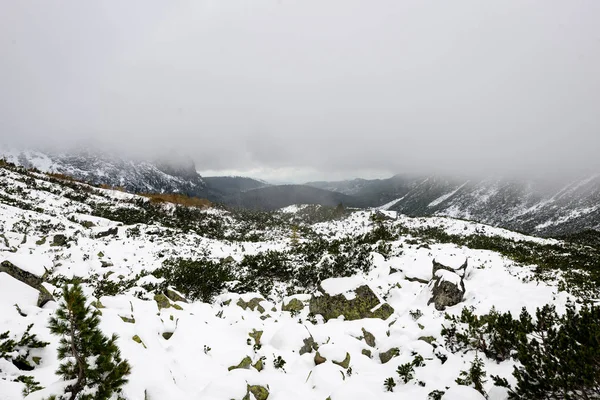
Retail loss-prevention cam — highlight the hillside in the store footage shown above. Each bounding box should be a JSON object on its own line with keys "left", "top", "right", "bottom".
{"left": 308, "top": 175, "right": 600, "bottom": 236}
{"left": 224, "top": 184, "right": 361, "bottom": 211}
{"left": 1, "top": 160, "right": 599, "bottom": 399}
{"left": 0, "top": 148, "right": 219, "bottom": 201}
{"left": 203, "top": 176, "right": 270, "bottom": 195}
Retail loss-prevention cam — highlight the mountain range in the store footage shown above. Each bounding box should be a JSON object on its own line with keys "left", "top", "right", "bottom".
{"left": 1, "top": 147, "right": 598, "bottom": 236}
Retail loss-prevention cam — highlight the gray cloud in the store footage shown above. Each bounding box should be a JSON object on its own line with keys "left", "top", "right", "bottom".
{"left": 1, "top": 0, "right": 599, "bottom": 182}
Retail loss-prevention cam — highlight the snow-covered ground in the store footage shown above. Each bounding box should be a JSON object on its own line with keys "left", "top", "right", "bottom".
{"left": 0, "top": 164, "right": 574, "bottom": 400}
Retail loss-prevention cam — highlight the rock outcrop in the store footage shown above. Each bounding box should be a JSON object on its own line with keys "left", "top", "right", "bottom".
{"left": 427, "top": 258, "right": 466, "bottom": 311}
{"left": 0, "top": 260, "right": 54, "bottom": 307}
{"left": 309, "top": 282, "right": 394, "bottom": 322}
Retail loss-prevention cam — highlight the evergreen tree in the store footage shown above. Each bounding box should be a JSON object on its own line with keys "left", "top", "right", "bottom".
{"left": 456, "top": 354, "right": 487, "bottom": 398}
{"left": 510, "top": 303, "right": 600, "bottom": 400}
{"left": 48, "top": 283, "right": 131, "bottom": 400}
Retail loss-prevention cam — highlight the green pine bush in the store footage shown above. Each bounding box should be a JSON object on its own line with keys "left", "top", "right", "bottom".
{"left": 48, "top": 283, "right": 131, "bottom": 400}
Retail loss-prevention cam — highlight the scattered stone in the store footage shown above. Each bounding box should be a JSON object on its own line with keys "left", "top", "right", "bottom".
{"left": 51, "top": 234, "right": 67, "bottom": 247}
{"left": 132, "top": 335, "right": 146, "bottom": 348}
{"left": 228, "top": 356, "right": 252, "bottom": 371}
{"left": 361, "top": 328, "right": 376, "bottom": 347}
{"left": 249, "top": 329, "right": 263, "bottom": 346}
{"left": 165, "top": 288, "right": 187, "bottom": 303}
{"left": 405, "top": 276, "right": 429, "bottom": 284}
{"left": 332, "top": 352, "right": 351, "bottom": 369}
{"left": 237, "top": 298, "right": 266, "bottom": 313}
{"left": 243, "top": 384, "right": 269, "bottom": 400}
{"left": 432, "top": 257, "right": 467, "bottom": 277}
{"left": 96, "top": 227, "right": 118, "bottom": 238}
{"left": 428, "top": 270, "right": 465, "bottom": 311}
{"left": 0, "top": 260, "right": 54, "bottom": 307}
{"left": 282, "top": 298, "right": 304, "bottom": 312}
{"left": 314, "top": 352, "right": 327, "bottom": 365}
{"left": 419, "top": 336, "right": 436, "bottom": 345}
{"left": 81, "top": 220, "right": 95, "bottom": 228}
{"left": 309, "top": 285, "right": 394, "bottom": 322}
{"left": 361, "top": 349, "right": 372, "bottom": 358}
{"left": 35, "top": 236, "right": 47, "bottom": 245}
{"left": 299, "top": 336, "right": 318, "bottom": 355}
{"left": 252, "top": 358, "right": 264, "bottom": 372}
{"left": 120, "top": 316, "right": 135, "bottom": 324}
{"left": 379, "top": 347, "right": 400, "bottom": 364}
{"left": 154, "top": 293, "right": 171, "bottom": 310}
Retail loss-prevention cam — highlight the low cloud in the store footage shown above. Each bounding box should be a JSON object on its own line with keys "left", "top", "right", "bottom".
{"left": 1, "top": 0, "right": 599, "bottom": 182}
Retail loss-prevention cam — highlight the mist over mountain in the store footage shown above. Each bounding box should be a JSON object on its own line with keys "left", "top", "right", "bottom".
{"left": 1, "top": 146, "right": 598, "bottom": 237}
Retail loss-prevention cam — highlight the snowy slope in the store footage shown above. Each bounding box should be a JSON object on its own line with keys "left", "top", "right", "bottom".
{"left": 0, "top": 162, "right": 581, "bottom": 400}
{"left": 0, "top": 147, "right": 215, "bottom": 200}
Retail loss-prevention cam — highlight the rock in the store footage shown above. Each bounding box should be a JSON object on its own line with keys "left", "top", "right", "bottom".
{"left": 282, "top": 298, "right": 304, "bottom": 312}
{"left": 237, "top": 298, "right": 266, "bottom": 313}
{"left": 361, "top": 349, "right": 372, "bottom": 358}
{"left": 81, "top": 220, "right": 95, "bottom": 228}
{"left": 154, "top": 293, "right": 171, "bottom": 310}
{"left": 419, "top": 336, "right": 436, "bottom": 345}
{"left": 248, "top": 329, "right": 263, "bottom": 346}
{"left": 432, "top": 257, "right": 467, "bottom": 278}
{"left": 162, "top": 332, "right": 173, "bottom": 340}
{"left": 252, "top": 358, "right": 264, "bottom": 372}
{"left": 243, "top": 384, "right": 269, "bottom": 400}
{"left": 96, "top": 227, "right": 118, "bottom": 238}
{"left": 309, "top": 285, "right": 394, "bottom": 322}
{"left": 120, "top": 315, "right": 135, "bottom": 324}
{"left": 0, "top": 260, "right": 54, "bottom": 307}
{"left": 299, "top": 336, "right": 318, "bottom": 355}
{"left": 361, "top": 328, "right": 376, "bottom": 347}
{"left": 405, "top": 276, "right": 429, "bottom": 284}
{"left": 51, "top": 234, "right": 67, "bottom": 247}
{"left": 165, "top": 288, "right": 187, "bottom": 303}
{"left": 379, "top": 347, "right": 400, "bottom": 364}
{"left": 314, "top": 352, "right": 327, "bottom": 365}
{"left": 100, "top": 260, "right": 113, "bottom": 268}
{"left": 332, "top": 352, "right": 351, "bottom": 369}
{"left": 428, "top": 270, "right": 465, "bottom": 311}
{"left": 132, "top": 335, "right": 146, "bottom": 348}
{"left": 228, "top": 356, "right": 252, "bottom": 371}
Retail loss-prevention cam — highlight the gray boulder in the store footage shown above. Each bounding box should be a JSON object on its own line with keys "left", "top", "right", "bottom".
{"left": 0, "top": 260, "right": 54, "bottom": 307}
{"left": 427, "top": 269, "right": 465, "bottom": 311}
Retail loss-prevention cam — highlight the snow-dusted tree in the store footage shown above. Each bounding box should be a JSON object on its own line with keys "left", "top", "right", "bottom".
{"left": 48, "top": 283, "right": 131, "bottom": 400}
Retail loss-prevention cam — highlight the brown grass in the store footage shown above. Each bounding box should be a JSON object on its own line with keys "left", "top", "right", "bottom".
{"left": 46, "top": 172, "right": 80, "bottom": 182}
{"left": 141, "top": 193, "right": 211, "bottom": 208}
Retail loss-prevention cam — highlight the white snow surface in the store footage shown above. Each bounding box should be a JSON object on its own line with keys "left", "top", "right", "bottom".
{"left": 0, "top": 165, "right": 576, "bottom": 400}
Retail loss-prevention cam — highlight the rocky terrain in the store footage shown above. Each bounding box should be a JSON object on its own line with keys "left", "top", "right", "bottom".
{"left": 1, "top": 159, "right": 598, "bottom": 399}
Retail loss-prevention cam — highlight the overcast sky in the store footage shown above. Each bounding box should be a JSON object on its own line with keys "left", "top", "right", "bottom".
{"left": 1, "top": 0, "right": 599, "bottom": 182}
